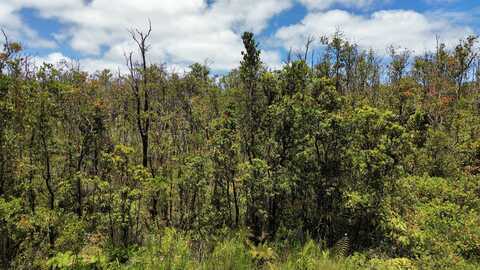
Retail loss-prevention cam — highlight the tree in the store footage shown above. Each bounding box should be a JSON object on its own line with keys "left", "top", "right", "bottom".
{"left": 126, "top": 20, "right": 153, "bottom": 169}
{"left": 239, "top": 32, "right": 263, "bottom": 162}
{"left": 388, "top": 46, "right": 410, "bottom": 84}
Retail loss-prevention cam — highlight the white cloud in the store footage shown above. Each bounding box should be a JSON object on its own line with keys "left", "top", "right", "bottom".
{"left": 209, "top": 0, "right": 292, "bottom": 33}
{"left": 0, "top": 1, "right": 56, "bottom": 49}
{"left": 1, "top": 0, "right": 293, "bottom": 72}
{"left": 32, "top": 51, "right": 127, "bottom": 74}
{"left": 0, "top": 2, "right": 22, "bottom": 30}
{"left": 262, "top": 50, "right": 283, "bottom": 70}
{"left": 2, "top": 1, "right": 478, "bottom": 73}
{"left": 275, "top": 9, "right": 474, "bottom": 55}
{"left": 32, "top": 52, "right": 72, "bottom": 68}
{"left": 298, "top": 0, "right": 384, "bottom": 10}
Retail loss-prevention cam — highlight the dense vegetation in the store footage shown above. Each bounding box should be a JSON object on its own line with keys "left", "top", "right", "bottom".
{"left": 0, "top": 26, "right": 480, "bottom": 269}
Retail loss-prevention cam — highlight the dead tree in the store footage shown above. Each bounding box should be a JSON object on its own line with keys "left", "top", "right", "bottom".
{"left": 126, "top": 20, "right": 152, "bottom": 168}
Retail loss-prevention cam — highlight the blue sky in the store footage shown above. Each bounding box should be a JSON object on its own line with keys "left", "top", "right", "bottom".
{"left": 1, "top": 0, "right": 479, "bottom": 73}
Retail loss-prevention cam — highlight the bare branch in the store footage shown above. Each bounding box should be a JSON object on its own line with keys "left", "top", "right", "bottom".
{"left": 129, "top": 19, "right": 152, "bottom": 54}
{"left": 1, "top": 28, "right": 9, "bottom": 49}
{"left": 304, "top": 35, "right": 315, "bottom": 62}
{"left": 283, "top": 47, "right": 293, "bottom": 65}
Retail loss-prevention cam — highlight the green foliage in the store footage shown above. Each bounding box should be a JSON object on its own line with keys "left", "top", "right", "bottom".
{"left": 1, "top": 29, "right": 480, "bottom": 270}
{"left": 383, "top": 175, "right": 480, "bottom": 266}
{"left": 126, "top": 228, "right": 193, "bottom": 270}
{"left": 47, "top": 249, "right": 108, "bottom": 270}
{"left": 280, "top": 240, "right": 331, "bottom": 270}
{"left": 201, "top": 232, "right": 255, "bottom": 270}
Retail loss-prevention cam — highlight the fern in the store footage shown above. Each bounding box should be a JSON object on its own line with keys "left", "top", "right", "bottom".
{"left": 331, "top": 234, "right": 349, "bottom": 259}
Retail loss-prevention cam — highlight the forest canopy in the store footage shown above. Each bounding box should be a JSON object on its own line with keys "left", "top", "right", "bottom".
{"left": 0, "top": 25, "right": 479, "bottom": 269}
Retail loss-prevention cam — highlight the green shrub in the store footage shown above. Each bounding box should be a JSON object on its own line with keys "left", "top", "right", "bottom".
{"left": 382, "top": 176, "right": 480, "bottom": 263}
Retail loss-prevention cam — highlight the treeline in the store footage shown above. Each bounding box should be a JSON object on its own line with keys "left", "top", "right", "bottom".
{"left": 0, "top": 26, "right": 480, "bottom": 269}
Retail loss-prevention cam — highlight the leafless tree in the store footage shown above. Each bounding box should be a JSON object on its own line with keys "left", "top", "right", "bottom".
{"left": 126, "top": 20, "right": 152, "bottom": 168}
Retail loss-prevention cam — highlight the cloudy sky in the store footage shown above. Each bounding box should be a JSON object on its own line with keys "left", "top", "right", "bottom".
{"left": 1, "top": 0, "right": 479, "bottom": 73}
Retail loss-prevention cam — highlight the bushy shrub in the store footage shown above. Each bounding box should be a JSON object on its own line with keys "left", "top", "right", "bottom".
{"left": 382, "top": 175, "right": 480, "bottom": 266}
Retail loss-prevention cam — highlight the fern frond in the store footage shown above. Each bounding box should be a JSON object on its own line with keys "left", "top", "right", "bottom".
{"left": 331, "top": 234, "right": 349, "bottom": 259}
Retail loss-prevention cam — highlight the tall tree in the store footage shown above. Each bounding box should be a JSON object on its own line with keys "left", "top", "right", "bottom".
{"left": 126, "top": 21, "right": 153, "bottom": 168}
